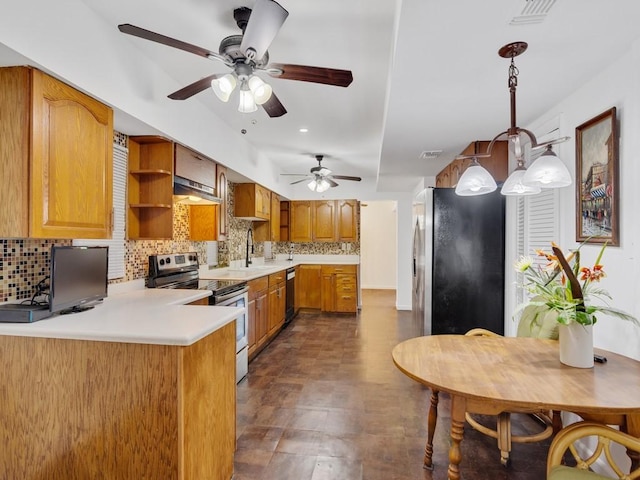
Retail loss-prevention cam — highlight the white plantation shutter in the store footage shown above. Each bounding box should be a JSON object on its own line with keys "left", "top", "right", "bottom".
{"left": 74, "top": 144, "right": 127, "bottom": 280}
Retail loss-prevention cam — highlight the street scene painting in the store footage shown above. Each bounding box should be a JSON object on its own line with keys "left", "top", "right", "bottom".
{"left": 575, "top": 107, "right": 619, "bottom": 246}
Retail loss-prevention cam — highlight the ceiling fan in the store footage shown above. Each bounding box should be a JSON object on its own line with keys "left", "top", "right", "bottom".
{"left": 118, "top": 0, "right": 353, "bottom": 118}
{"left": 282, "top": 155, "right": 362, "bottom": 192}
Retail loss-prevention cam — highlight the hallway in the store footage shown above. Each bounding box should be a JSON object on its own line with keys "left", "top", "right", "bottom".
{"left": 233, "top": 290, "right": 550, "bottom": 479}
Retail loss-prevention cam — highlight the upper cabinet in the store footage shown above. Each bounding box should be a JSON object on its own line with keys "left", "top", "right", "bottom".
{"left": 289, "top": 200, "right": 359, "bottom": 243}
{"left": 436, "top": 140, "right": 508, "bottom": 188}
{"left": 127, "top": 136, "right": 219, "bottom": 240}
{"left": 0, "top": 66, "right": 113, "bottom": 239}
{"left": 127, "top": 136, "right": 174, "bottom": 240}
{"left": 217, "top": 165, "right": 229, "bottom": 241}
{"left": 234, "top": 183, "right": 271, "bottom": 221}
{"left": 254, "top": 192, "right": 280, "bottom": 242}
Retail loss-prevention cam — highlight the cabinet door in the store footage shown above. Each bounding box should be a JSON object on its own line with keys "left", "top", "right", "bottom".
{"left": 270, "top": 193, "right": 280, "bottom": 241}
{"left": 337, "top": 200, "right": 358, "bottom": 242}
{"left": 289, "top": 201, "right": 312, "bottom": 242}
{"left": 268, "top": 284, "right": 280, "bottom": 333}
{"left": 190, "top": 205, "right": 217, "bottom": 240}
{"left": 255, "top": 289, "right": 268, "bottom": 347}
{"left": 313, "top": 200, "right": 337, "bottom": 242}
{"left": 321, "top": 272, "right": 335, "bottom": 312}
{"left": 247, "top": 298, "right": 256, "bottom": 352}
{"left": 31, "top": 69, "right": 113, "bottom": 238}
{"left": 296, "top": 265, "right": 321, "bottom": 308}
{"left": 217, "top": 166, "right": 228, "bottom": 240}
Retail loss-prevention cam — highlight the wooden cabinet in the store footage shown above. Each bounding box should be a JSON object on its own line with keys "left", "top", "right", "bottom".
{"left": 436, "top": 140, "right": 508, "bottom": 188}
{"left": 313, "top": 200, "right": 337, "bottom": 242}
{"left": 0, "top": 66, "right": 113, "bottom": 239}
{"left": 234, "top": 183, "right": 271, "bottom": 220}
{"left": 247, "top": 276, "right": 269, "bottom": 360}
{"left": 279, "top": 201, "right": 290, "bottom": 241}
{"left": 217, "top": 165, "right": 229, "bottom": 241}
{"left": 268, "top": 271, "right": 286, "bottom": 335}
{"left": 190, "top": 205, "right": 217, "bottom": 241}
{"left": 0, "top": 323, "right": 236, "bottom": 480}
{"left": 254, "top": 192, "right": 280, "bottom": 242}
{"left": 289, "top": 200, "right": 359, "bottom": 243}
{"left": 296, "top": 265, "right": 322, "bottom": 309}
{"left": 127, "top": 136, "right": 174, "bottom": 239}
{"left": 321, "top": 265, "right": 358, "bottom": 313}
{"left": 289, "top": 201, "right": 313, "bottom": 242}
{"left": 128, "top": 136, "right": 220, "bottom": 240}
{"left": 337, "top": 200, "right": 358, "bottom": 242}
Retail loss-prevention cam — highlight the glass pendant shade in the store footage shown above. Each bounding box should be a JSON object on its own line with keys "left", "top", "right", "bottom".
{"left": 211, "top": 74, "right": 237, "bottom": 102}
{"left": 501, "top": 168, "right": 541, "bottom": 196}
{"left": 522, "top": 148, "right": 572, "bottom": 188}
{"left": 248, "top": 76, "right": 273, "bottom": 105}
{"left": 455, "top": 164, "right": 497, "bottom": 196}
{"left": 238, "top": 84, "right": 257, "bottom": 113}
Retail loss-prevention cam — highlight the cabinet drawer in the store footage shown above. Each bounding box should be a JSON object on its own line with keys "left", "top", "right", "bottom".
{"left": 248, "top": 277, "right": 269, "bottom": 299}
{"left": 337, "top": 283, "right": 356, "bottom": 294}
{"left": 321, "top": 264, "right": 357, "bottom": 275}
{"left": 269, "top": 271, "right": 286, "bottom": 285}
{"left": 336, "top": 295, "right": 357, "bottom": 313}
{"left": 336, "top": 274, "right": 356, "bottom": 286}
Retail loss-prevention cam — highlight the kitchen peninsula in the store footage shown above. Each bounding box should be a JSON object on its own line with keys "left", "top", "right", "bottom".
{"left": 0, "top": 289, "right": 243, "bottom": 480}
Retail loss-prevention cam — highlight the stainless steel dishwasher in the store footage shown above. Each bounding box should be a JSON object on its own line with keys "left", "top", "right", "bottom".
{"left": 285, "top": 267, "right": 295, "bottom": 325}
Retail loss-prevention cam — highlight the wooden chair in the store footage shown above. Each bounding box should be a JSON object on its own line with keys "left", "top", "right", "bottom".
{"left": 464, "top": 301, "right": 562, "bottom": 466}
{"left": 547, "top": 421, "right": 640, "bottom": 479}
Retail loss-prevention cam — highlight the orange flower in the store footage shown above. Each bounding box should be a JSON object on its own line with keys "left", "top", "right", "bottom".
{"left": 580, "top": 264, "right": 607, "bottom": 282}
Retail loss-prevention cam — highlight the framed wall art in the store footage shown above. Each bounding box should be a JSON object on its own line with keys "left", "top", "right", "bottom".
{"left": 575, "top": 106, "right": 619, "bottom": 246}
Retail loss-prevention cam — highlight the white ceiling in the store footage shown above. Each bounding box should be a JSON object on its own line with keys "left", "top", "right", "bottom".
{"left": 2, "top": 0, "right": 640, "bottom": 195}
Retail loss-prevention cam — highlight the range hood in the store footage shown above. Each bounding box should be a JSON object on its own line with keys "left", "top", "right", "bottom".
{"left": 174, "top": 176, "right": 221, "bottom": 205}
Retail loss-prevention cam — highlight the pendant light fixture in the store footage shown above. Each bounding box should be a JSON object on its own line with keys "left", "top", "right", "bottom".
{"left": 455, "top": 42, "right": 572, "bottom": 197}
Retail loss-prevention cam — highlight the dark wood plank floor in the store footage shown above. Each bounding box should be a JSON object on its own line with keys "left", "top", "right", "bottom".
{"left": 234, "top": 289, "right": 551, "bottom": 479}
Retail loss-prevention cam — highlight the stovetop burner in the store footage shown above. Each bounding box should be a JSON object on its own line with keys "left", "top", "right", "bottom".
{"left": 147, "top": 252, "right": 247, "bottom": 297}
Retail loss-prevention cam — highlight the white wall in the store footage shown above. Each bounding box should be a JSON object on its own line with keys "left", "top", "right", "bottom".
{"left": 522, "top": 40, "right": 640, "bottom": 361}
{"left": 360, "top": 201, "right": 397, "bottom": 290}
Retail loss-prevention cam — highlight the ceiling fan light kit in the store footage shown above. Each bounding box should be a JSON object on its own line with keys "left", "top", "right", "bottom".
{"left": 455, "top": 41, "right": 572, "bottom": 197}
{"left": 118, "top": 0, "right": 353, "bottom": 118}
{"left": 281, "top": 155, "right": 362, "bottom": 191}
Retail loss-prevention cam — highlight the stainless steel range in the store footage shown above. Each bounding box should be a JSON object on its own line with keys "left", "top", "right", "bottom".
{"left": 147, "top": 252, "right": 249, "bottom": 383}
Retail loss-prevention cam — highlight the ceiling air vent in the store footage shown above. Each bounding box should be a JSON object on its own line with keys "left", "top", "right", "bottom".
{"left": 510, "top": 0, "right": 556, "bottom": 25}
{"left": 419, "top": 150, "right": 443, "bottom": 160}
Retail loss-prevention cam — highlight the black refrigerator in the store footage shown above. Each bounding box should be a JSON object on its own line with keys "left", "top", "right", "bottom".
{"left": 430, "top": 188, "right": 505, "bottom": 335}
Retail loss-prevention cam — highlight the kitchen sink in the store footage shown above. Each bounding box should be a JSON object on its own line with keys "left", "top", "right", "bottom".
{"left": 227, "top": 265, "right": 276, "bottom": 272}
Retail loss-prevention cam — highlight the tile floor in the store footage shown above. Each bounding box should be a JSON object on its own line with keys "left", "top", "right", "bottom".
{"left": 234, "top": 290, "right": 551, "bottom": 479}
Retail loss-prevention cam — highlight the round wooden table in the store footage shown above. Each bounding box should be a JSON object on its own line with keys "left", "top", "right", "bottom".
{"left": 392, "top": 335, "right": 640, "bottom": 480}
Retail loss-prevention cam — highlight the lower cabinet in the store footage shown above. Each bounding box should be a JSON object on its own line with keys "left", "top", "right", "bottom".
{"left": 321, "top": 265, "right": 358, "bottom": 313}
{"left": 268, "top": 271, "right": 286, "bottom": 336}
{"left": 296, "top": 265, "right": 322, "bottom": 309}
{"left": 248, "top": 277, "right": 269, "bottom": 360}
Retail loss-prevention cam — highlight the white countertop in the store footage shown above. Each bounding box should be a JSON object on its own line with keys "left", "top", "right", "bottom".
{"left": 0, "top": 289, "right": 243, "bottom": 346}
{"left": 200, "top": 254, "right": 360, "bottom": 281}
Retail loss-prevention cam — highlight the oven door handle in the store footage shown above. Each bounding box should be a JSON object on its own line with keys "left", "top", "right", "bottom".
{"left": 215, "top": 287, "right": 249, "bottom": 305}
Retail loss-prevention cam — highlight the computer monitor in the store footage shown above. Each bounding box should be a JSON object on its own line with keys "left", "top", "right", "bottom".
{"left": 49, "top": 246, "right": 109, "bottom": 315}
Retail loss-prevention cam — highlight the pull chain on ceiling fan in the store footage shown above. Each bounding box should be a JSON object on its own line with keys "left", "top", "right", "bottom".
{"left": 118, "top": 0, "right": 353, "bottom": 117}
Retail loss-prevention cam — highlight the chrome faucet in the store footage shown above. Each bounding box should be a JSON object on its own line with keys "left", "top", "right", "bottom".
{"left": 245, "top": 227, "right": 254, "bottom": 268}
{"left": 287, "top": 243, "right": 294, "bottom": 261}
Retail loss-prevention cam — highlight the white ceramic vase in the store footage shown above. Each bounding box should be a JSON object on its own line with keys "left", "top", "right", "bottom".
{"left": 558, "top": 322, "right": 594, "bottom": 368}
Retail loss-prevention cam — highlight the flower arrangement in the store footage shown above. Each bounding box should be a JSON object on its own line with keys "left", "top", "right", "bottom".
{"left": 514, "top": 242, "right": 638, "bottom": 327}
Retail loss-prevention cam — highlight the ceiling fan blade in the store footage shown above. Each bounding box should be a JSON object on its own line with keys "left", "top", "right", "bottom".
{"left": 280, "top": 173, "right": 309, "bottom": 176}
{"left": 327, "top": 178, "right": 339, "bottom": 188}
{"left": 290, "top": 178, "right": 310, "bottom": 185}
{"left": 331, "top": 175, "right": 362, "bottom": 182}
{"left": 118, "top": 24, "right": 230, "bottom": 64}
{"left": 261, "top": 90, "right": 287, "bottom": 117}
{"left": 240, "top": 0, "right": 289, "bottom": 61}
{"left": 168, "top": 74, "right": 221, "bottom": 100}
{"left": 266, "top": 63, "right": 353, "bottom": 87}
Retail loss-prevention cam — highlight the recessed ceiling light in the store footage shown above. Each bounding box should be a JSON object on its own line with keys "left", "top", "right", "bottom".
{"left": 299, "top": 127, "right": 309, "bottom": 133}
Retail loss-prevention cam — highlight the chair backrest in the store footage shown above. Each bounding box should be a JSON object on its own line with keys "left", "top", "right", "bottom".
{"left": 517, "top": 296, "right": 559, "bottom": 340}
{"left": 547, "top": 421, "right": 640, "bottom": 479}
